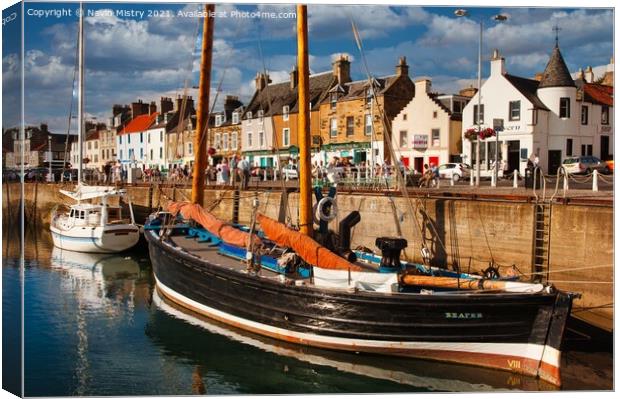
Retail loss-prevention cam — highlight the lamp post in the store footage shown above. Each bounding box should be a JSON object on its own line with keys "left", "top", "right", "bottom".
{"left": 455, "top": 9, "right": 507, "bottom": 186}
{"left": 48, "top": 136, "right": 53, "bottom": 182}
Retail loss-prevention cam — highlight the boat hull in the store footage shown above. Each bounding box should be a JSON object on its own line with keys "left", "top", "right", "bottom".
{"left": 146, "top": 229, "right": 572, "bottom": 386}
{"left": 51, "top": 224, "right": 140, "bottom": 253}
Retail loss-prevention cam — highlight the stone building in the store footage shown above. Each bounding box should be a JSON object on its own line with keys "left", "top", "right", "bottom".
{"left": 165, "top": 95, "right": 196, "bottom": 170}
{"left": 209, "top": 95, "right": 244, "bottom": 164}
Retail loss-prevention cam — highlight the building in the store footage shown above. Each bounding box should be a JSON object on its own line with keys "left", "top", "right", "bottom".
{"left": 82, "top": 122, "right": 107, "bottom": 171}
{"left": 117, "top": 100, "right": 158, "bottom": 170}
{"left": 461, "top": 46, "right": 614, "bottom": 175}
{"left": 142, "top": 97, "right": 174, "bottom": 171}
{"left": 391, "top": 79, "right": 466, "bottom": 172}
{"left": 165, "top": 95, "right": 196, "bottom": 170}
{"left": 209, "top": 95, "right": 244, "bottom": 164}
{"left": 317, "top": 55, "right": 414, "bottom": 165}
{"left": 99, "top": 127, "right": 117, "bottom": 166}
{"left": 4, "top": 124, "right": 75, "bottom": 169}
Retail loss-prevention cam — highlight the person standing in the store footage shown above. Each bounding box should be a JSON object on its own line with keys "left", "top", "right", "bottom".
{"left": 237, "top": 157, "right": 250, "bottom": 190}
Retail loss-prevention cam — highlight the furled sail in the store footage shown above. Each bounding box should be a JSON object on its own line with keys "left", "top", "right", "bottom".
{"left": 257, "top": 214, "right": 362, "bottom": 271}
{"left": 168, "top": 202, "right": 261, "bottom": 248}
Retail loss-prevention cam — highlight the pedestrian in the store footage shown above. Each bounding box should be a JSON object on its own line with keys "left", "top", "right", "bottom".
{"left": 237, "top": 157, "right": 250, "bottom": 189}
{"left": 419, "top": 163, "right": 431, "bottom": 187}
{"left": 219, "top": 159, "right": 230, "bottom": 185}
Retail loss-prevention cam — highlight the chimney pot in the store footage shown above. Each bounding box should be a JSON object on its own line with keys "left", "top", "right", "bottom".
{"left": 332, "top": 54, "right": 351, "bottom": 85}
{"left": 396, "top": 56, "right": 409, "bottom": 76}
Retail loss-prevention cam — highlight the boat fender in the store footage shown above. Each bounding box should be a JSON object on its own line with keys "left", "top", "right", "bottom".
{"left": 316, "top": 196, "right": 338, "bottom": 222}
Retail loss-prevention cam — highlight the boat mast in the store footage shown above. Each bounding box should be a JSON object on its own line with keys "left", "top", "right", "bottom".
{"left": 191, "top": 4, "right": 215, "bottom": 205}
{"left": 77, "top": 2, "right": 84, "bottom": 184}
{"left": 296, "top": 5, "right": 313, "bottom": 237}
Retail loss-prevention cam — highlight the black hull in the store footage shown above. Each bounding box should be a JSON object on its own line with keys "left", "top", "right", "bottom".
{"left": 146, "top": 229, "right": 572, "bottom": 386}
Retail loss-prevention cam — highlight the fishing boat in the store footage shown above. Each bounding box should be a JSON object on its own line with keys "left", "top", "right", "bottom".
{"left": 50, "top": 3, "right": 139, "bottom": 253}
{"left": 146, "top": 4, "right": 577, "bottom": 387}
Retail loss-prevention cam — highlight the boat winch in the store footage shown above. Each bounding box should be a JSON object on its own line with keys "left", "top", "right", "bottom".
{"left": 375, "top": 237, "right": 407, "bottom": 273}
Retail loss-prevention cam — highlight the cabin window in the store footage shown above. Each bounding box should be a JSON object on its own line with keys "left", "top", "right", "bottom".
{"left": 601, "top": 106, "right": 609, "bottom": 125}
{"left": 581, "top": 106, "right": 589, "bottom": 125}
{"left": 365, "top": 114, "right": 372, "bottom": 136}
{"left": 559, "top": 97, "right": 570, "bottom": 118}
{"left": 346, "top": 116, "right": 354, "bottom": 136}
{"left": 330, "top": 118, "right": 338, "bottom": 137}
{"left": 509, "top": 100, "right": 521, "bottom": 121}
{"left": 283, "top": 105, "right": 290, "bottom": 121}
{"left": 282, "top": 128, "right": 290, "bottom": 146}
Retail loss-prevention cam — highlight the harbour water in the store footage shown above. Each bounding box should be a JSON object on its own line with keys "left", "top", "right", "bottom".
{"left": 2, "top": 224, "right": 613, "bottom": 395}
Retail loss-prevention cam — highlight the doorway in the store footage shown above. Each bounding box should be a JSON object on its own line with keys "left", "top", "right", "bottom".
{"left": 414, "top": 157, "right": 424, "bottom": 173}
{"left": 548, "top": 150, "right": 562, "bottom": 175}
{"left": 600, "top": 135, "right": 610, "bottom": 160}
{"left": 507, "top": 140, "right": 520, "bottom": 173}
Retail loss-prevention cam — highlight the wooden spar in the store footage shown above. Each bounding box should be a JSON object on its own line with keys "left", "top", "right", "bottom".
{"left": 191, "top": 4, "right": 215, "bottom": 205}
{"left": 296, "top": 5, "right": 313, "bottom": 237}
{"left": 400, "top": 274, "right": 521, "bottom": 291}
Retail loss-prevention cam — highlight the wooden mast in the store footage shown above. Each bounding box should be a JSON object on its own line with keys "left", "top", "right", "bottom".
{"left": 191, "top": 4, "right": 215, "bottom": 205}
{"left": 296, "top": 5, "right": 313, "bottom": 237}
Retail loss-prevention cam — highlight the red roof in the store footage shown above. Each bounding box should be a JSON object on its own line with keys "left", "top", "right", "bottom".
{"left": 119, "top": 112, "right": 158, "bottom": 135}
{"left": 583, "top": 83, "right": 613, "bottom": 107}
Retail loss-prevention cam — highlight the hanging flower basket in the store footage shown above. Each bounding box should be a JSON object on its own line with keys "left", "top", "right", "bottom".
{"left": 465, "top": 127, "right": 496, "bottom": 141}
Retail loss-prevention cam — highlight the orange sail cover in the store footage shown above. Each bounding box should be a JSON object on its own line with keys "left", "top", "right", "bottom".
{"left": 168, "top": 202, "right": 262, "bottom": 248}
{"left": 257, "top": 214, "right": 362, "bottom": 271}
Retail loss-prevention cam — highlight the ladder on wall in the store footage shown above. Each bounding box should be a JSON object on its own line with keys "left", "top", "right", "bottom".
{"left": 532, "top": 201, "right": 552, "bottom": 282}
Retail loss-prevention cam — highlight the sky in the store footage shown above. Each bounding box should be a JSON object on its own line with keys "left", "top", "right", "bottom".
{"left": 1, "top": 1, "right": 615, "bottom": 134}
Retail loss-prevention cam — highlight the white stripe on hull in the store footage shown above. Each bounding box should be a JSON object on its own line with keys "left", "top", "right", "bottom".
{"left": 51, "top": 226, "right": 139, "bottom": 253}
{"left": 154, "top": 275, "right": 561, "bottom": 372}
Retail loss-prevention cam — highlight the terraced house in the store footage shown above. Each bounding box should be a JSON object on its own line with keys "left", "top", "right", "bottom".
{"left": 317, "top": 55, "right": 414, "bottom": 165}
{"left": 209, "top": 95, "right": 244, "bottom": 164}
{"left": 165, "top": 95, "right": 196, "bottom": 170}
{"left": 117, "top": 100, "right": 158, "bottom": 170}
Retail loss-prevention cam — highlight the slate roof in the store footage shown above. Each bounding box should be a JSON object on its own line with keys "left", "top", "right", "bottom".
{"left": 328, "top": 75, "right": 400, "bottom": 103}
{"left": 119, "top": 113, "right": 158, "bottom": 135}
{"left": 538, "top": 45, "right": 576, "bottom": 89}
{"left": 244, "top": 71, "right": 335, "bottom": 117}
{"left": 504, "top": 74, "right": 551, "bottom": 111}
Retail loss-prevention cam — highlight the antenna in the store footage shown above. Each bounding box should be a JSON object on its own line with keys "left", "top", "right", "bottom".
{"left": 553, "top": 24, "right": 561, "bottom": 47}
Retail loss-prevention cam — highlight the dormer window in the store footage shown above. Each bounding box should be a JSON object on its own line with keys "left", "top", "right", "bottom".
{"left": 330, "top": 93, "right": 338, "bottom": 110}
{"left": 365, "top": 89, "right": 373, "bottom": 108}
{"left": 246, "top": 111, "right": 252, "bottom": 122}
{"left": 283, "top": 105, "right": 290, "bottom": 121}
{"left": 215, "top": 114, "right": 223, "bottom": 127}
{"left": 232, "top": 112, "right": 239, "bottom": 124}
{"left": 257, "top": 110, "right": 264, "bottom": 119}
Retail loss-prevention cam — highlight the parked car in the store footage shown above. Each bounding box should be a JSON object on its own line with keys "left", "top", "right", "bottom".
{"left": 561, "top": 156, "right": 607, "bottom": 174}
{"left": 605, "top": 159, "right": 614, "bottom": 174}
{"left": 282, "top": 164, "right": 299, "bottom": 180}
{"left": 437, "top": 163, "right": 471, "bottom": 182}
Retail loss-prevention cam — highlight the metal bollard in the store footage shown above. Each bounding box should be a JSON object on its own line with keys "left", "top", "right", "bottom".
{"left": 563, "top": 173, "right": 569, "bottom": 191}
{"left": 491, "top": 173, "right": 496, "bottom": 187}
{"left": 592, "top": 170, "right": 598, "bottom": 192}
{"left": 513, "top": 170, "right": 518, "bottom": 188}
{"left": 450, "top": 176, "right": 454, "bottom": 186}
{"left": 263, "top": 169, "right": 267, "bottom": 181}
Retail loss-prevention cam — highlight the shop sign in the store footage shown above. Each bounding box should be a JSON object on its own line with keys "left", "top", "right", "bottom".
{"left": 412, "top": 134, "right": 428, "bottom": 149}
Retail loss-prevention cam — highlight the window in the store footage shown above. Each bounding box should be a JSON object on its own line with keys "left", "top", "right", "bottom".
{"left": 247, "top": 132, "right": 252, "bottom": 147}
{"left": 346, "top": 116, "right": 354, "bottom": 136}
{"left": 399, "top": 130, "right": 407, "bottom": 148}
{"left": 432, "top": 111, "right": 438, "bottom": 119}
{"left": 128, "top": 135, "right": 131, "bottom": 144}
{"left": 215, "top": 114, "right": 223, "bottom": 127}
{"left": 257, "top": 110, "right": 264, "bottom": 120}
{"left": 453, "top": 101, "right": 464, "bottom": 114}
{"left": 601, "top": 106, "right": 609, "bottom": 125}
{"left": 259, "top": 131, "right": 264, "bottom": 147}
{"left": 509, "top": 100, "right": 521, "bottom": 121}
{"left": 215, "top": 133, "right": 221, "bottom": 149}
{"left": 431, "top": 129, "right": 440, "bottom": 146}
{"left": 473, "top": 104, "right": 484, "bottom": 124}
{"left": 159, "top": 147, "right": 163, "bottom": 158}
{"left": 566, "top": 139, "right": 573, "bottom": 156}
{"left": 403, "top": 114, "right": 407, "bottom": 121}
{"left": 581, "top": 144, "right": 586, "bottom": 156}
{"left": 140, "top": 148, "right": 143, "bottom": 159}
{"left": 94, "top": 141, "right": 98, "bottom": 149}
{"left": 232, "top": 112, "right": 239, "bottom": 124}
{"left": 559, "top": 97, "right": 570, "bottom": 118}
{"left": 282, "top": 128, "right": 290, "bottom": 146}
{"left": 365, "top": 114, "right": 372, "bottom": 135}
{"left": 94, "top": 154, "right": 98, "bottom": 162}
{"left": 283, "top": 106, "right": 289, "bottom": 121}
{"left": 119, "top": 136, "right": 122, "bottom": 145}
{"left": 365, "top": 89, "right": 373, "bottom": 108}
{"left": 150, "top": 149, "right": 153, "bottom": 160}
{"left": 587, "top": 144, "right": 593, "bottom": 156}
{"left": 87, "top": 142, "right": 91, "bottom": 150}
{"left": 581, "top": 106, "right": 588, "bottom": 125}
{"left": 330, "top": 118, "right": 338, "bottom": 137}
{"left": 231, "top": 132, "right": 238, "bottom": 150}
{"left": 188, "top": 143, "right": 193, "bottom": 155}
{"left": 246, "top": 111, "right": 252, "bottom": 121}
{"left": 140, "top": 133, "right": 143, "bottom": 143}
{"left": 223, "top": 133, "right": 229, "bottom": 150}
{"left": 330, "top": 93, "right": 338, "bottom": 110}
{"left": 531, "top": 109, "right": 538, "bottom": 125}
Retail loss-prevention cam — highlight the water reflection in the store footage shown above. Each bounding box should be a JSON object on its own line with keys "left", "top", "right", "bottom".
{"left": 150, "top": 289, "right": 555, "bottom": 393}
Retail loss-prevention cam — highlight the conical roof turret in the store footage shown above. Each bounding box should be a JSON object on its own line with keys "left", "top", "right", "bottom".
{"left": 538, "top": 45, "right": 576, "bottom": 88}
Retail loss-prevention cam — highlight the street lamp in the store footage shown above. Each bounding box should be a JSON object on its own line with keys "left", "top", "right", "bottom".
{"left": 455, "top": 9, "right": 508, "bottom": 186}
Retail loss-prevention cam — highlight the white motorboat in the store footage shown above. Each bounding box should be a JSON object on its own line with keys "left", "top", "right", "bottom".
{"left": 50, "top": 184, "right": 140, "bottom": 253}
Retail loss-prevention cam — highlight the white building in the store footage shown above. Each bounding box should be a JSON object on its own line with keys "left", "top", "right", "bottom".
{"left": 117, "top": 112, "right": 158, "bottom": 170}
{"left": 143, "top": 115, "right": 168, "bottom": 171}
{"left": 391, "top": 79, "right": 465, "bottom": 172}
{"left": 462, "top": 46, "right": 613, "bottom": 175}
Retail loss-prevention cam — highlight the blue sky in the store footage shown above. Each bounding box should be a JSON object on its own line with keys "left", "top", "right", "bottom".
{"left": 2, "top": 1, "right": 614, "bottom": 133}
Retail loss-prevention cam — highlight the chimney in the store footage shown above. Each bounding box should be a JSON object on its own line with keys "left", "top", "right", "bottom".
{"left": 40, "top": 123, "right": 48, "bottom": 133}
{"left": 395, "top": 56, "right": 409, "bottom": 77}
{"left": 490, "top": 49, "right": 506, "bottom": 76}
{"left": 332, "top": 54, "right": 351, "bottom": 85}
{"left": 176, "top": 95, "right": 195, "bottom": 115}
{"left": 255, "top": 72, "right": 271, "bottom": 91}
{"left": 586, "top": 66, "right": 596, "bottom": 83}
{"left": 577, "top": 68, "right": 585, "bottom": 81}
{"left": 131, "top": 100, "right": 149, "bottom": 118}
{"left": 160, "top": 97, "right": 173, "bottom": 114}
{"left": 290, "top": 66, "right": 298, "bottom": 90}
{"left": 459, "top": 86, "right": 477, "bottom": 98}
{"left": 149, "top": 101, "right": 157, "bottom": 115}
{"left": 534, "top": 72, "right": 544, "bottom": 81}
{"left": 224, "top": 95, "right": 241, "bottom": 114}
{"left": 414, "top": 78, "right": 431, "bottom": 95}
